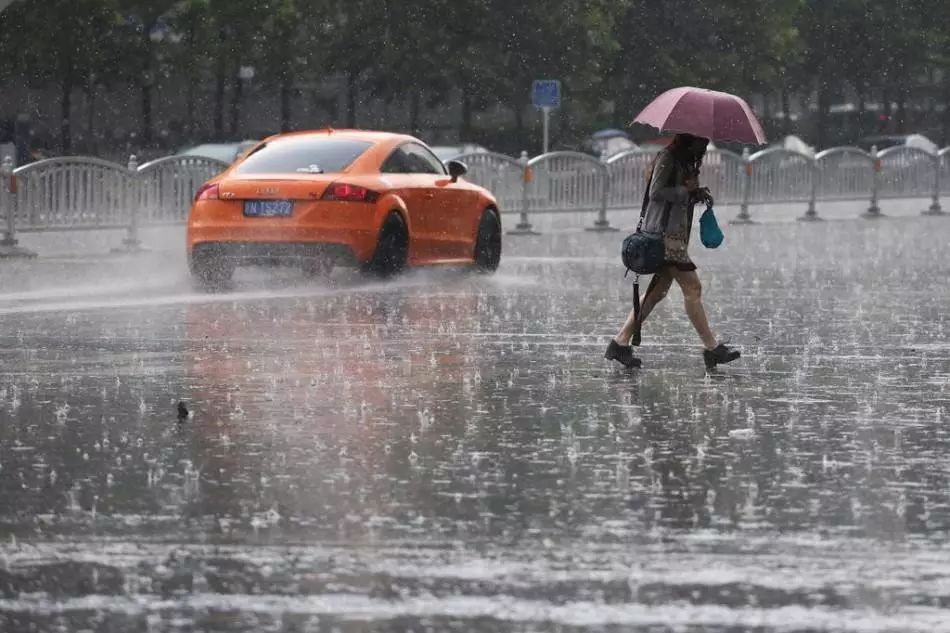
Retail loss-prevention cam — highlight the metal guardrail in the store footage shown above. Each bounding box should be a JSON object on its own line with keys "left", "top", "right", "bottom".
{"left": 458, "top": 143, "right": 949, "bottom": 231}
{"left": 1, "top": 143, "right": 948, "bottom": 255}
{"left": 453, "top": 151, "right": 524, "bottom": 218}
{"left": 138, "top": 155, "right": 230, "bottom": 225}
{"left": 939, "top": 148, "right": 950, "bottom": 197}
{"left": 11, "top": 156, "right": 133, "bottom": 231}
{"left": 0, "top": 154, "right": 228, "bottom": 253}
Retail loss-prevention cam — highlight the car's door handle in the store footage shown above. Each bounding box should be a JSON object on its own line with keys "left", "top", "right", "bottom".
{"left": 423, "top": 192, "right": 435, "bottom": 200}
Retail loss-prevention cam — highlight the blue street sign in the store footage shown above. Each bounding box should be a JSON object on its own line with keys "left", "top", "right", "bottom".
{"left": 532, "top": 80, "right": 561, "bottom": 109}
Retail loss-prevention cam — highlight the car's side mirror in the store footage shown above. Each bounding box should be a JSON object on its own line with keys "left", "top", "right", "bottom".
{"left": 447, "top": 160, "right": 467, "bottom": 182}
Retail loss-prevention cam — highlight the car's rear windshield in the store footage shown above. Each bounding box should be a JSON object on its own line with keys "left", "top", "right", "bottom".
{"left": 233, "top": 137, "right": 372, "bottom": 174}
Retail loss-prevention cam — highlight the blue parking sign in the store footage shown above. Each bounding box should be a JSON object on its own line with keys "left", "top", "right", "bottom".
{"left": 532, "top": 80, "right": 561, "bottom": 109}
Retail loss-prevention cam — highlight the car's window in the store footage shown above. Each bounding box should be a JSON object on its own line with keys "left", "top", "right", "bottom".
{"left": 405, "top": 143, "right": 446, "bottom": 175}
{"left": 381, "top": 147, "right": 412, "bottom": 174}
{"left": 380, "top": 143, "right": 446, "bottom": 175}
{"left": 233, "top": 138, "right": 372, "bottom": 174}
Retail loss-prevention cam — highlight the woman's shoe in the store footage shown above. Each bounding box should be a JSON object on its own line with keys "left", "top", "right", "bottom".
{"left": 703, "top": 343, "right": 740, "bottom": 370}
{"left": 605, "top": 340, "right": 642, "bottom": 368}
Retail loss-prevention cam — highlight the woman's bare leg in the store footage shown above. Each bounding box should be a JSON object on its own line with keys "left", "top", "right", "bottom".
{"left": 614, "top": 271, "right": 673, "bottom": 345}
{"left": 671, "top": 268, "right": 718, "bottom": 349}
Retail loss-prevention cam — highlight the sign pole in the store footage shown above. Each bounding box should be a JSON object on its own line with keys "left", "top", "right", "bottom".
{"left": 531, "top": 80, "right": 560, "bottom": 155}
{"left": 542, "top": 106, "right": 550, "bottom": 154}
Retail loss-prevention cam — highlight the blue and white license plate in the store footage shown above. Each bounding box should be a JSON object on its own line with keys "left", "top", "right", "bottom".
{"left": 244, "top": 200, "right": 293, "bottom": 217}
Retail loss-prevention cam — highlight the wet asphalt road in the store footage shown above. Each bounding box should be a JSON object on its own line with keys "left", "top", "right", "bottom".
{"left": 1, "top": 212, "right": 950, "bottom": 632}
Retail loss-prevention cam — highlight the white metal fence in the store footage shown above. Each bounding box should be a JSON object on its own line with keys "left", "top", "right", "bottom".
{"left": 453, "top": 144, "right": 949, "bottom": 231}
{"left": 1, "top": 143, "right": 948, "bottom": 254}
{"left": 0, "top": 154, "right": 228, "bottom": 252}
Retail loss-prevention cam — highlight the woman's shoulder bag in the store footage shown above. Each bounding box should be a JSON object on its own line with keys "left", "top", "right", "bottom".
{"left": 620, "top": 168, "right": 674, "bottom": 275}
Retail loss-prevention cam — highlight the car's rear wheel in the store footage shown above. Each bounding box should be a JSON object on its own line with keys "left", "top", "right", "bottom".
{"left": 189, "top": 246, "right": 234, "bottom": 289}
{"left": 364, "top": 212, "right": 409, "bottom": 277}
{"left": 473, "top": 209, "right": 501, "bottom": 273}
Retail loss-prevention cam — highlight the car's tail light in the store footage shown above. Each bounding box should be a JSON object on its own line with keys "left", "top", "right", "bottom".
{"left": 321, "top": 183, "right": 379, "bottom": 203}
{"left": 195, "top": 182, "right": 219, "bottom": 201}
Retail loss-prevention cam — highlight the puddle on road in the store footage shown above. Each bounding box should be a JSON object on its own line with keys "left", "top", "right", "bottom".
{"left": 1, "top": 220, "right": 949, "bottom": 631}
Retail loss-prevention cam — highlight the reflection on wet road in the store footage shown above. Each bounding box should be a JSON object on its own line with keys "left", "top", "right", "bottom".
{"left": 1, "top": 218, "right": 950, "bottom": 631}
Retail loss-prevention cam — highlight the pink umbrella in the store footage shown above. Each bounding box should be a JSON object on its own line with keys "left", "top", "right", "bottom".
{"left": 632, "top": 87, "right": 766, "bottom": 145}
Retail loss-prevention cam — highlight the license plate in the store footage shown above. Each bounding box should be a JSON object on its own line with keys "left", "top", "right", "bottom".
{"left": 244, "top": 200, "right": 293, "bottom": 217}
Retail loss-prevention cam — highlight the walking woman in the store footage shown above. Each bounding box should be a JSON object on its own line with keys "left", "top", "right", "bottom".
{"left": 605, "top": 133, "right": 740, "bottom": 370}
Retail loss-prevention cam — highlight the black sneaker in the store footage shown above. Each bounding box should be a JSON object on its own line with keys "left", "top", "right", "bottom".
{"left": 605, "top": 340, "right": 642, "bottom": 368}
{"left": 704, "top": 344, "right": 740, "bottom": 370}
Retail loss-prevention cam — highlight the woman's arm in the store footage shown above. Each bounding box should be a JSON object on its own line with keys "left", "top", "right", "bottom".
{"left": 648, "top": 151, "right": 688, "bottom": 204}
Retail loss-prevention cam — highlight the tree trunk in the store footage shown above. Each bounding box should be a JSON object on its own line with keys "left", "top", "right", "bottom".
{"left": 409, "top": 90, "right": 420, "bottom": 137}
{"left": 513, "top": 98, "right": 524, "bottom": 142}
{"left": 214, "top": 57, "right": 226, "bottom": 140}
{"left": 60, "top": 63, "right": 74, "bottom": 153}
{"left": 85, "top": 81, "right": 96, "bottom": 154}
{"left": 141, "top": 82, "right": 153, "bottom": 146}
{"left": 881, "top": 87, "right": 892, "bottom": 133}
{"left": 943, "top": 80, "right": 950, "bottom": 146}
{"left": 186, "top": 78, "right": 195, "bottom": 142}
{"left": 460, "top": 89, "right": 472, "bottom": 140}
{"left": 856, "top": 88, "right": 866, "bottom": 139}
{"left": 895, "top": 84, "right": 907, "bottom": 134}
{"left": 815, "top": 83, "right": 829, "bottom": 150}
{"left": 280, "top": 79, "right": 292, "bottom": 132}
{"left": 345, "top": 71, "right": 357, "bottom": 128}
{"left": 781, "top": 85, "right": 791, "bottom": 137}
{"left": 229, "top": 75, "right": 242, "bottom": 136}
{"left": 214, "top": 29, "right": 227, "bottom": 140}
{"left": 185, "top": 17, "right": 197, "bottom": 142}
{"left": 141, "top": 32, "right": 153, "bottom": 146}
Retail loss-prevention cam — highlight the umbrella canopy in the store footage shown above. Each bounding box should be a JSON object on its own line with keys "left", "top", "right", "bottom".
{"left": 632, "top": 87, "right": 766, "bottom": 145}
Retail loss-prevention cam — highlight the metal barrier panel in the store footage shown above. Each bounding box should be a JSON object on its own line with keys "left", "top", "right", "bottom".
{"left": 12, "top": 158, "right": 131, "bottom": 231}
{"left": 701, "top": 149, "right": 746, "bottom": 205}
{"left": 450, "top": 152, "right": 523, "bottom": 213}
{"left": 605, "top": 150, "right": 654, "bottom": 210}
{"left": 748, "top": 148, "right": 815, "bottom": 204}
{"left": 877, "top": 146, "right": 936, "bottom": 199}
{"left": 4, "top": 146, "right": 947, "bottom": 239}
{"left": 939, "top": 148, "right": 950, "bottom": 196}
{"left": 815, "top": 147, "right": 874, "bottom": 200}
{"left": 137, "top": 156, "right": 229, "bottom": 224}
{"left": 525, "top": 152, "right": 606, "bottom": 213}
{"left": 606, "top": 149, "right": 745, "bottom": 209}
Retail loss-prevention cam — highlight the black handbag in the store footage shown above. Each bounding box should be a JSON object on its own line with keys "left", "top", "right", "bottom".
{"left": 621, "top": 169, "right": 674, "bottom": 276}
{"left": 621, "top": 228, "right": 665, "bottom": 276}
{"left": 620, "top": 163, "right": 675, "bottom": 324}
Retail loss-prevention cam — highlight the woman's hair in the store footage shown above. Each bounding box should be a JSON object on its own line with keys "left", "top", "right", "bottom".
{"left": 668, "top": 133, "right": 707, "bottom": 175}
{"left": 645, "top": 133, "right": 709, "bottom": 184}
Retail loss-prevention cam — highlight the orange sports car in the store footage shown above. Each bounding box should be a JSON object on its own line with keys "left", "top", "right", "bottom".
{"left": 186, "top": 129, "right": 502, "bottom": 284}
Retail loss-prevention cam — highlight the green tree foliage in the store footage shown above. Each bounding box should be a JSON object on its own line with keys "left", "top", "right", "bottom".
{"left": 116, "top": 0, "right": 180, "bottom": 143}
{"left": 1, "top": 0, "right": 948, "bottom": 151}
{"left": 0, "top": 0, "right": 122, "bottom": 151}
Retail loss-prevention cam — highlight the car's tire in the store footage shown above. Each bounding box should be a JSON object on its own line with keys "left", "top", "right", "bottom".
{"left": 473, "top": 209, "right": 501, "bottom": 273}
{"left": 364, "top": 212, "right": 409, "bottom": 277}
{"left": 189, "top": 247, "right": 234, "bottom": 289}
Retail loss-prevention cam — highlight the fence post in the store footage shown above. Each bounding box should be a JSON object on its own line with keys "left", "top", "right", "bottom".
{"left": 799, "top": 159, "right": 821, "bottom": 221}
{"left": 508, "top": 150, "right": 539, "bottom": 235}
{"left": 863, "top": 145, "right": 883, "bottom": 219}
{"left": 923, "top": 152, "right": 944, "bottom": 216}
{"left": 585, "top": 163, "right": 617, "bottom": 232}
{"left": 732, "top": 147, "right": 753, "bottom": 224}
{"left": 118, "top": 154, "right": 144, "bottom": 252}
{"left": 0, "top": 155, "right": 36, "bottom": 259}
